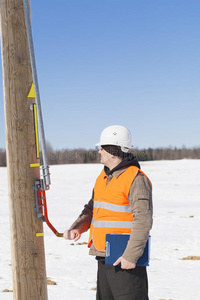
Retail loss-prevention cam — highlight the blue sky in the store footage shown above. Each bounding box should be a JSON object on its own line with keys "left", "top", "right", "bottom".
{"left": 0, "top": 0, "right": 200, "bottom": 150}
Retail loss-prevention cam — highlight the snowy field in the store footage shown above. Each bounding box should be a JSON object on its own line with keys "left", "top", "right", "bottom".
{"left": 0, "top": 160, "right": 200, "bottom": 300}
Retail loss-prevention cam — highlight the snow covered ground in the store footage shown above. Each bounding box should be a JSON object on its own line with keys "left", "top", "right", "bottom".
{"left": 0, "top": 160, "right": 200, "bottom": 300}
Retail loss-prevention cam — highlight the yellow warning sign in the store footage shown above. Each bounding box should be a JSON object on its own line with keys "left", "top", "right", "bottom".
{"left": 27, "top": 83, "right": 35, "bottom": 98}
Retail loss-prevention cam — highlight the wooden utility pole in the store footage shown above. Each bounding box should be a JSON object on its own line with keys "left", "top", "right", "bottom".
{"left": 0, "top": 0, "right": 48, "bottom": 299}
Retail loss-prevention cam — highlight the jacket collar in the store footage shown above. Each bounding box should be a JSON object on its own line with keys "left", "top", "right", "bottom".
{"left": 104, "top": 154, "right": 140, "bottom": 177}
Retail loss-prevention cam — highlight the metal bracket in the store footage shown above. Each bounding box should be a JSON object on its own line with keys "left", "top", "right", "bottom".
{"left": 33, "top": 179, "right": 45, "bottom": 222}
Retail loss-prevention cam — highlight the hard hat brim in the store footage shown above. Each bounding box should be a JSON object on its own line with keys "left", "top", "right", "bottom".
{"left": 95, "top": 142, "right": 133, "bottom": 153}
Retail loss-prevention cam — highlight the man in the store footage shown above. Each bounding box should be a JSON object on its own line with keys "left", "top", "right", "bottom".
{"left": 64, "top": 125, "right": 153, "bottom": 300}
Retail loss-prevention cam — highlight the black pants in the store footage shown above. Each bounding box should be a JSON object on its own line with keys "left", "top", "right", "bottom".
{"left": 96, "top": 258, "right": 149, "bottom": 300}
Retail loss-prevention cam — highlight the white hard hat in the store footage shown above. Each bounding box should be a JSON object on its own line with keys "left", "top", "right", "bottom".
{"left": 96, "top": 125, "right": 133, "bottom": 153}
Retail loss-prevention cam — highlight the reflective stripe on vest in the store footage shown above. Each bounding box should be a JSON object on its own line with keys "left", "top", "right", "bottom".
{"left": 91, "top": 218, "right": 133, "bottom": 228}
{"left": 93, "top": 201, "right": 131, "bottom": 213}
{"left": 88, "top": 166, "right": 142, "bottom": 252}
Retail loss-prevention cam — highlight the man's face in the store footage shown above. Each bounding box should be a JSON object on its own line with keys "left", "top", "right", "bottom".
{"left": 98, "top": 147, "right": 112, "bottom": 167}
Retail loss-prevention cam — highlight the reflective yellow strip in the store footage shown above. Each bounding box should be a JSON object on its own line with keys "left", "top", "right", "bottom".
{"left": 27, "top": 83, "right": 35, "bottom": 98}
{"left": 36, "top": 233, "right": 44, "bottom": 237}
{"left": 33, "top": 104, "right": 40, "bottom": 158}
{"left": 93, "top": 201, "right": 131, "bottom": 213}
{"left": 30, "top": 163, "right": 40, "bottom": 168}
{"left": 92, "top": 218, "right": 132, "bottom": 228}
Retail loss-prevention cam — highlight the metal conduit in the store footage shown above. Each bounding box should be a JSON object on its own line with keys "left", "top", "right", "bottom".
{"left": 23, "top": 0, "right": 51, "bottom": 189}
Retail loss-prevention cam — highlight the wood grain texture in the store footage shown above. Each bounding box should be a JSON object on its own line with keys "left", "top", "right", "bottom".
{"left": 0, "top": 0, "right": 48, "bottom": 299}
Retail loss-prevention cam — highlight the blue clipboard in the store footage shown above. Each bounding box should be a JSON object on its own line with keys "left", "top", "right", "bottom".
{"left": 105, "top": 234, "right": 151, "bottom": 266}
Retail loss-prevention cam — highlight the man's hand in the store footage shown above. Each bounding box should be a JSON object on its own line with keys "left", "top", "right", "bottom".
{"left": 63, "top": 229, "right": 81, "bottom": 242}
{"left": 113, "top": 256, "right": 136, "bottom": 269}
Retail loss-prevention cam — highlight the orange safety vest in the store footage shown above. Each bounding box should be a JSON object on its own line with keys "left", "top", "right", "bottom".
{"left": 88, "top": 166, "right": 149, "bottom": 252}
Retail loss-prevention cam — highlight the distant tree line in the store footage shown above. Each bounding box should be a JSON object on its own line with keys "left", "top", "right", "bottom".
{"left": 136, "top": 147, "right": 200, "bottom": 161}
{"left": 0, "top": 146, "right": 200, "bottom": 167}
{"left": 0, "top": 149, "right": 6, "bottom": 166}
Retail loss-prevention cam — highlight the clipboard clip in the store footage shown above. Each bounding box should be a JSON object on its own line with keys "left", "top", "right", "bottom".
{"left": 105, "top": 241, "right": 110, "bottom": 257}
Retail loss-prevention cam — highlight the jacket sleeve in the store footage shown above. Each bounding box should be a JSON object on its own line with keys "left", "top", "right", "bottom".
{"left": 122, "top": 172, "right": 153, "bottom": 264}
{"left": 69, "top": 190, "right": 94, "bottom": 234}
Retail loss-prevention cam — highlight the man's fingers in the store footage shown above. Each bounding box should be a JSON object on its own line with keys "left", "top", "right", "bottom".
{"left": 63, "top": 230, "right": 70, "bottom": 240}
{"left": 74, "top": 232, "right": 81, "bottom": 242}
{"left": 113, "top": 257, "right": 121, "bottom": 266}
{"left": 113, "top": 256, "right": 136, "bottom": 269}
{"left": 63, "top": 229, "right": 81, "bottom": 241}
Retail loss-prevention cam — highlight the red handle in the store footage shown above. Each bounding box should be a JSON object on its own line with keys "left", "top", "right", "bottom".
{"left": 39, "top": 189, "right": 63, "bottom": 237}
